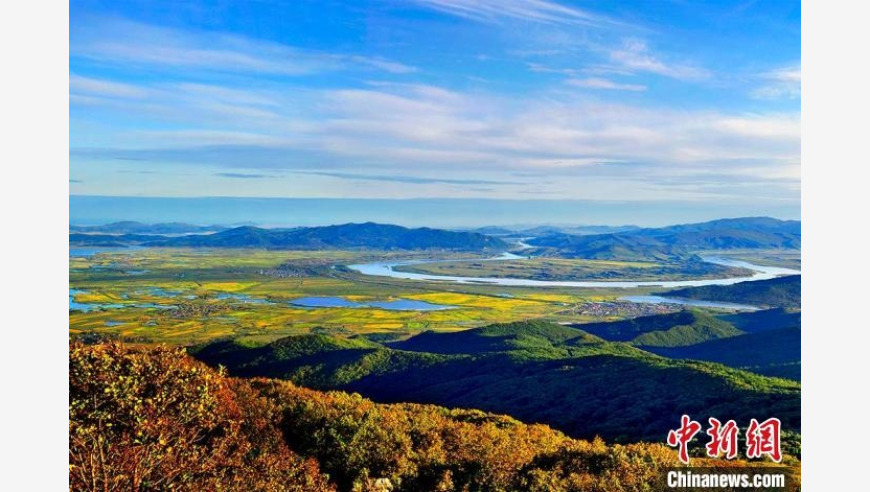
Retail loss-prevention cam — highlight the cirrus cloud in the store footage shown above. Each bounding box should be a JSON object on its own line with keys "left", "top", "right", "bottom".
{"left": 566, "top": 77, "right": 646, "bottom": 91}
{"left": 70, "top": 17, "right": 417, "bottom": 76}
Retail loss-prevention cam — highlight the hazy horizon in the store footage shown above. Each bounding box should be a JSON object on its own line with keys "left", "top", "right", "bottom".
{"left": 70, "top": 195, "right": 799, "bottom": 229}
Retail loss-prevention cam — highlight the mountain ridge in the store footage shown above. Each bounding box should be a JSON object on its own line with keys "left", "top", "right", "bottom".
{"left": 192, "top": 317, "right": 801, "bottom": 444}
{"left": 529, "top": 217, "right": 800, "bottom": 260}
{"left": 70, "top": 222, "right": 509, "bottom": 251}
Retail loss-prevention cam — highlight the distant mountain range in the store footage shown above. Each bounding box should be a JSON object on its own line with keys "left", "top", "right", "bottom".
{"left": 68, "top": 233, "right": 165, "bottom": 247}
{"left": 69, "top": 217, "right": 800, "bottom": 257}
{"left": 70, "top": 222, "right": 509, "bottom": 251}
{"left": 464, "top": 224, "right": 641, "bottom": 236}
{"left": 528, "top": 217, "right": 800, "bottom": 260}
{"left": 70, "top": 221, "right": 229, "bottom": 235}
{"left": 517, "top": 224, "right": 642, "bottom": 236}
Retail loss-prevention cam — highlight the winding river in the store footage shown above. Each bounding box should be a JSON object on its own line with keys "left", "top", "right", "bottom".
{"left": 347, "top": 254, "right": 800, "bottom": 289}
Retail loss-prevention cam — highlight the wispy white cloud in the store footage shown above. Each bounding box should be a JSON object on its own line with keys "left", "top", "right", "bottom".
{"left": 608, "top": 39, "right": 710, "bottom": 80}
{"left": 348, "top": 56, "right": 419, "bottom": 74}
{"left": 70, "top": 17, "right": 417, "bottom": 76}
{"left": 751, "top": 64, "right": 801, "bottom": 99}
{"left": 214, "top": 172, "right": 274, "bottom": 179}
{"left": 526, "top": 63, "right": 580, "bottom": 76}
{"left": 69, "top": 74, "right": 150, "bottom": 99}
{"left": 714, "top": 114, "right": 801, "bottom": 140}
{"left": 525, "top": 39, "right": 710, "bottom": 85}
{"left": 68, "top": 4, "right": 799, "bottom": 208}
{"left": 410, "top": 0, "right": 621, "bottom": 27}
{"left": 766, "top": 66, "right": 801, "bottom": 84}
{"left": 566, "top": 77, "right": 646, "bottom": 91}
{"left": 293, "top": 171, "right": 519, "bottom": 186}
{"left": 70, "top": 76, "right": 800, "bottom": 198}
{"left": 132, "top": 130, "right": 294, "bottom": 147}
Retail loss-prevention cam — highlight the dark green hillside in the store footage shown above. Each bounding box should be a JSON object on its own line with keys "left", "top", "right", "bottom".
{"left": 193, "top": 320, "right": 800, "bottom": 444}
{"left": 191, "top": 334, "right": 450, "bottom": 387}
{"left": 390, "top": 320, "right": 600, "bottom": 354}
{"left": 572, "top": 310, "right": 742, "bottom": 347}
{"left": 666, "top": 275, "right": 801, "bottom": 308}
{"left": 347, "top": 353, "right": 800, "bottom": 443}
{"left": 722, "top": 308, "right": 801, "bottom": 333}
{"left": 149, "top": 222, "right": 509, "bottom": 251}
{"left": 191, "top": 334, "right": 377, "bottom": 370}
{"left": 647, "top": 327, "right": 801, "bottom": 381}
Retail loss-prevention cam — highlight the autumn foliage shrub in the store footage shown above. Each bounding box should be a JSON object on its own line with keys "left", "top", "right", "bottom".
{"left": 69, "top": 342, "right": 332, "bottom": 491}
{"left": 70, "top": 343, "right": 796, "bottom": 491}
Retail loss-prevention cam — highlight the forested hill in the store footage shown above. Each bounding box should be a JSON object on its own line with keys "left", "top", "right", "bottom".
{"left": 76, "top": 342, "right": 783, "bottom": 492}
{"left": 192, "top": 318, "right": 801, "bottom": 446}
{"left": 70, "top": 222, "right": 509, "bottom": 251}
{"left": 665, "top": 275, "right": 801, "bottom": 308}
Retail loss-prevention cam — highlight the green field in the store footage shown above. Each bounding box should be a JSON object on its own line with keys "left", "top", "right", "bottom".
{"left": 697, "top": 249, "right": 802, "bottom": 270}
{"left": 70, "top": 248, "right": 688, "bottom": 345}
{"left": 395, "top": 256, "right": 754, "bottom": 281}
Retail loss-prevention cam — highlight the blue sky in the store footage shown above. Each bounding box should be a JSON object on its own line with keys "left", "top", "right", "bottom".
{"left": 70, "top": 0, "right": 800, "bottom": 225}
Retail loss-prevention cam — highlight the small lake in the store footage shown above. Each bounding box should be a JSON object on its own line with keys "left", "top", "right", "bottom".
{"left": 289, "top": 296, "right": 456, "bottom": 311}
{"left": 69, "top": 289, "right": 108, "bottom": 312}
{"left": 69, "top": 246, "right": 145, "bottom": 258}
{"left": 70, "top": 285, "right": 277, "bottom": 312}
{"left": 69, "top": 288, "right": 171, "bottom": 312}
{"left": 617, "top": 295, "right": 759, "bottom": 311}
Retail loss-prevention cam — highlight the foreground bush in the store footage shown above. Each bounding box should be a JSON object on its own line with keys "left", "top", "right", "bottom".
{"left": 69, "top": 342, "right": 333, "bottom": 491}
{"left": 70, "top": 342, "right": 796, "bottom": 491}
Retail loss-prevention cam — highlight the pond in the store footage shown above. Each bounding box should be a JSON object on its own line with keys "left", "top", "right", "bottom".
{"left": 69, "top": 246, "right": 145, "bottom": 258}
{"left": 69, "top": 288, "right": 171, "bottom": 312}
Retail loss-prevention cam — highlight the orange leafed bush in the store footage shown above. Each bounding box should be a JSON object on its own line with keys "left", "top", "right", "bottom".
{"left": 69, "top": 342, "right": 333, "bottom": 491}
{"left": 70, "top": 342, "right": 798, "bottom": 491}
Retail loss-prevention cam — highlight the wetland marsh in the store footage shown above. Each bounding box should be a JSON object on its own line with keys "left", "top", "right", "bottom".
{"left": 70, "top": 245, "right": 797, "bottom": 346}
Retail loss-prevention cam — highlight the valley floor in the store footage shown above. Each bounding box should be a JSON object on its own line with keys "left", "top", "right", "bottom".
{"left": 70, "top": 247, "right": 710, "bottom": 345}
